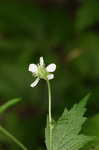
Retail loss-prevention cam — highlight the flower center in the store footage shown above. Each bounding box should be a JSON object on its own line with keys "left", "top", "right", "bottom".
{"left": 35, "top": 65, "right": 49, "bottom": 80}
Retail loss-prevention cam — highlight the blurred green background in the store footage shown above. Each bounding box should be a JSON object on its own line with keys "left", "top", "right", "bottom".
{"left": 0, "top": 0, "right": 99, "bottom": 150}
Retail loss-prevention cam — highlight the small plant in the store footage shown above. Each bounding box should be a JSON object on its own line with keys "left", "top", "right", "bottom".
{"left": 0, "top": 57, "right": 93, "bottom": 150}
{"left": 28, "top": 57, "right": 93, "bottom": 150}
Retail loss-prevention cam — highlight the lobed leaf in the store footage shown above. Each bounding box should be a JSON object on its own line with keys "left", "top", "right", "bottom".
{"left": 45, "top": 94, "right": 93, "bottom": 150}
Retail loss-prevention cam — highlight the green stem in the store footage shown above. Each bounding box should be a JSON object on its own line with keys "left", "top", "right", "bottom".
{"left": 47, "top": 80, "right": 52, "bottom": 150}
{"left": 47, "top": 80, "right": 52, "bottom": 123}
{"left": 0, "top": 125, "right": 28, "bottom": 150}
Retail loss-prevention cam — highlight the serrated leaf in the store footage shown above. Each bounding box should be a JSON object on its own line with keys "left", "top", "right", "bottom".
{"left": 45, "top": 94, "right": 93, "bottom": 150}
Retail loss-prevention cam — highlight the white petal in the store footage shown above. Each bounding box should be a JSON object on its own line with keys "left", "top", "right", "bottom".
{"left": 29, "top": 64, "right": 38, "bottom": 73}
{"left": 40, "top": 56, "right": 44, "bottom": 66}
{"left": 30, "top": 78, "right": 40, "bottom": 87}
{"left": 47, "top": 74, "right": 54, "bottom": 80}
{"left": 46, "top": 64, "right": 56, "bottom": 72}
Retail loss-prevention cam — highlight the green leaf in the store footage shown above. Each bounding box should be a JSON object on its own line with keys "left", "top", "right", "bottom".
{"left": 82, "top": 114, "right": 99, "bottom": 150}
{"left": 45, "top": 94, "right": 93, "bottom": 150}
{"left": 0, "top": 98, "right": 21, "bottom": 114}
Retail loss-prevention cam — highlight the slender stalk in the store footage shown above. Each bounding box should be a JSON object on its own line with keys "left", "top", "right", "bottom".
{"left": 0, "top": 125, "right": 28, "bottom": 150}
{"left": 47, "top": 80, "right": 52, "bottom": 123}
{"left": 47, "top": 80, "right": 52, "bottom": 150}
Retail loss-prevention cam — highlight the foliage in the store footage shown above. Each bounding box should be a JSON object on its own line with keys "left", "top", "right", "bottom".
{"left": 45, "top": 94, "right": 93, "bottom": 150}
{"left": 0, "top": 0, "right": 99, "bottom": 150}
{"left": 82, "top": 114, "right": 99, "bottom": 150}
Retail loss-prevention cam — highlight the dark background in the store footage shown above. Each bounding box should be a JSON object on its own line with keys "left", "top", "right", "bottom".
{"left": 0, "top": 0, "right": 99, "bottom": 150}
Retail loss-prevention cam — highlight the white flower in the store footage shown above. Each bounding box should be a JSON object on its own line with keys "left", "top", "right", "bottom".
{"left": 28, "top": 57, "right": 56, "bottom": 87}
{"left": 46, "top": 64, "right": 56, "bottom": 72}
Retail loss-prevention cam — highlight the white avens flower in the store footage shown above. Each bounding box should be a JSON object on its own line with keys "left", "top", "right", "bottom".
{"left": 40, "top": 56, "right": 44, "bottom": 66}
{"left": 30, "top": 78, "right": 40, "bottom": 87}
{"left": 46, "top": 64, "right": 56, "bottom": 72}
{"left": 28, "top": 57, "right": 56, "bottom": 87}
{"left": 29, "top": 64, "right": 38, "bottom": 73}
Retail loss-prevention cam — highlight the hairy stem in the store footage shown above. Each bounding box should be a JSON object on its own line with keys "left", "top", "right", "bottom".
{"left": 0, "top": 125, "right": 28, "bottom": 150}
{"left": 47, "top": 80, "right": 52, "bottom": 150}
